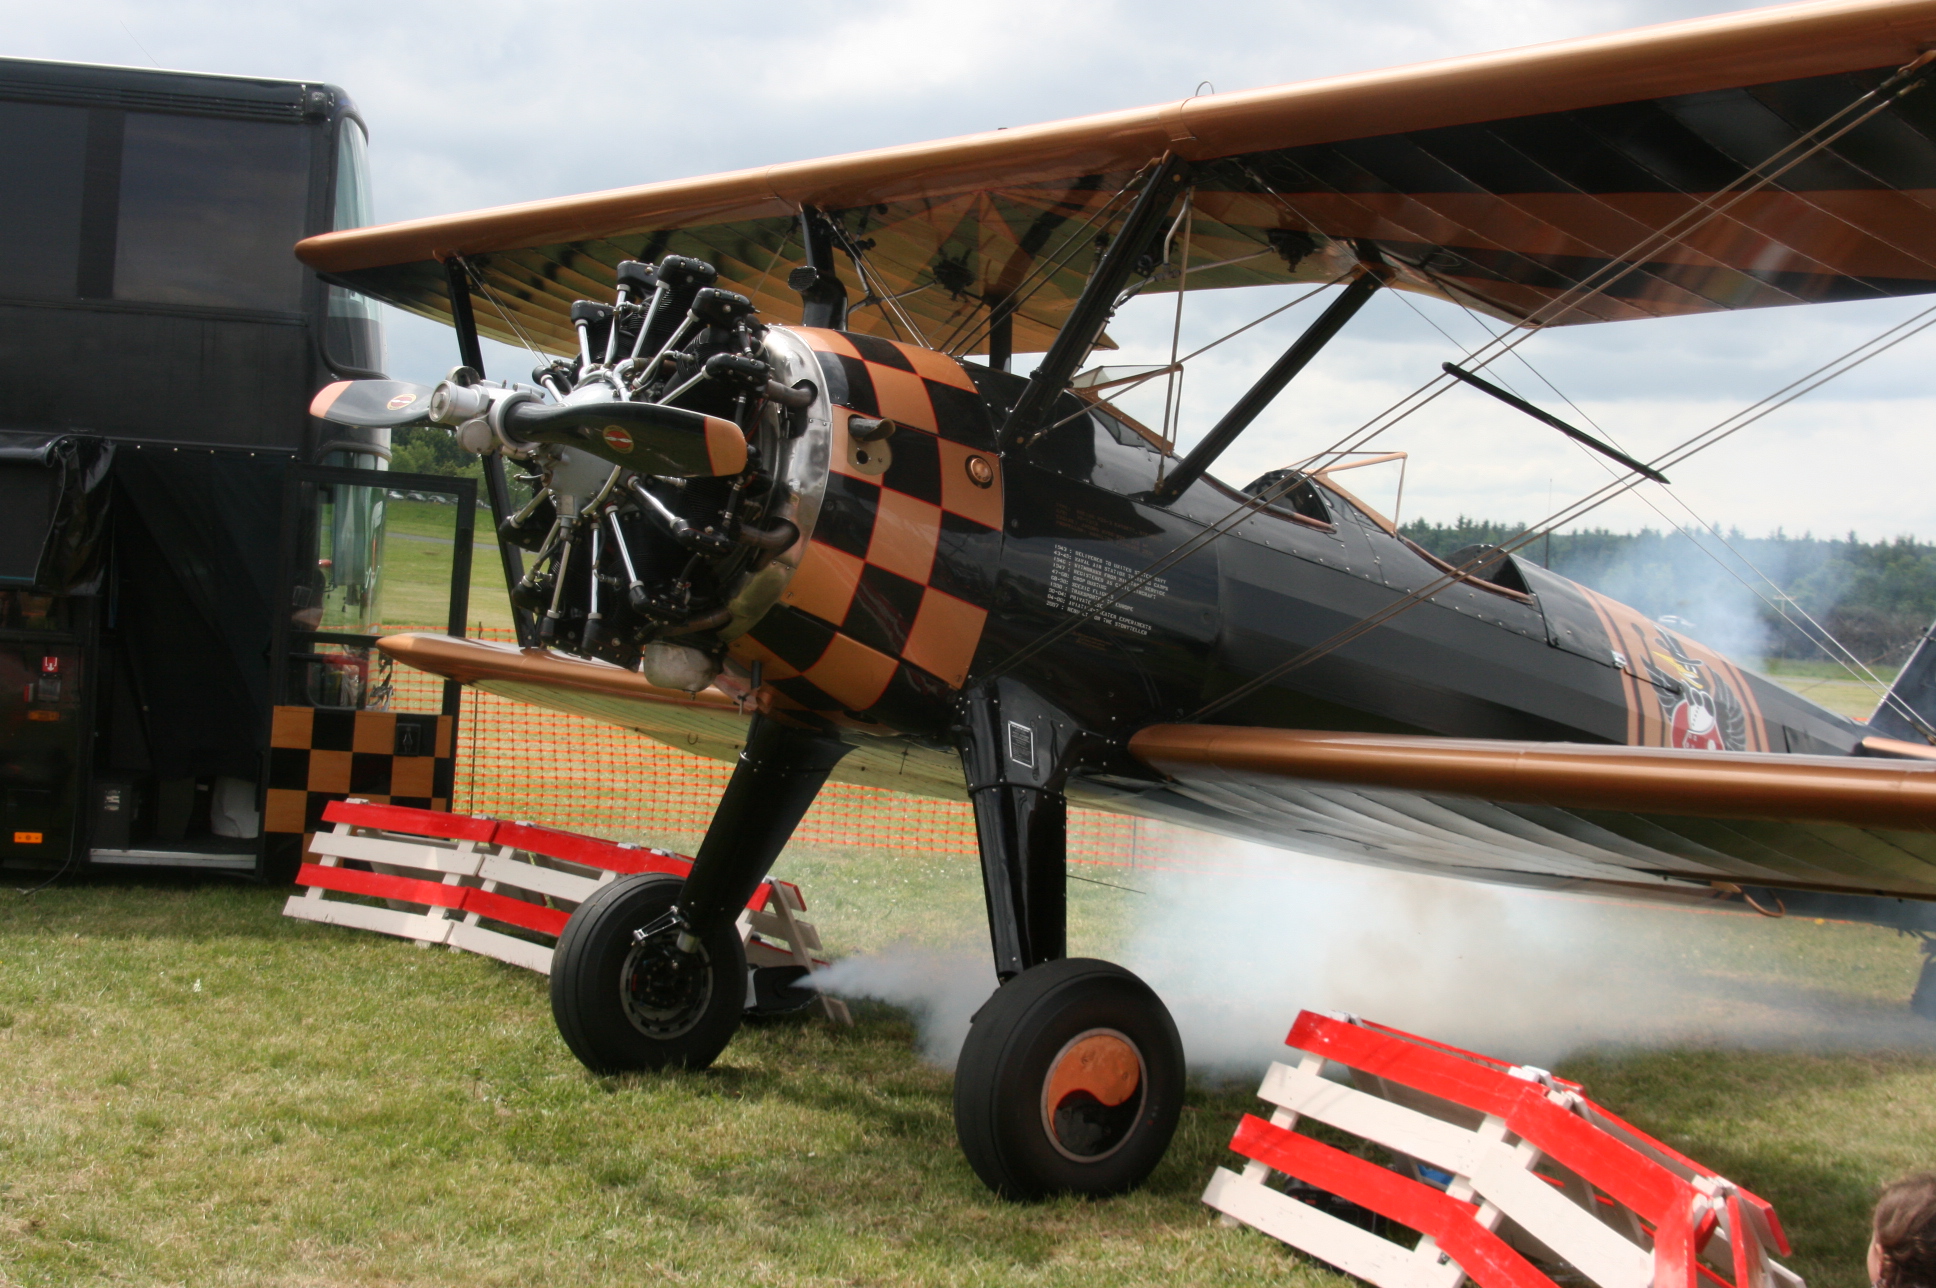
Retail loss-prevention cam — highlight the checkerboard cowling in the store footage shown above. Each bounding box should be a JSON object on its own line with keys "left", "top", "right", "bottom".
{"left": 264, "top": 706, "right": 455, "bottom": 835}
{"left": 734, "top": 331, "right": 1004, "bottom": 726}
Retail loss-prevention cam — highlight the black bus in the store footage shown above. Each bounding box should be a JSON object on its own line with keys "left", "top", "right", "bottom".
{"left": 0, "top": 58, "right": 472, "bottom": 880}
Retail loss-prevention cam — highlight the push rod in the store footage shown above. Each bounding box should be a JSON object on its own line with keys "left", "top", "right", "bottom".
{"left": 1003, "top": 155, "right": 1190, "bottom": 446}
{"left": 1152, "top": 265, "right": 1387, "bottom": 502}
{"left": 1441, "top": 362, "right": 1668, "bottom": 483}
{"left": 444, "top": 255, "right": 537, "bottom": 645}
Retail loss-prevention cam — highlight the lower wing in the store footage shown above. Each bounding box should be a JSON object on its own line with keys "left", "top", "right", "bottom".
{"left": 1122, "top": 726, "right": 1936, "bottom": 900}
{"left": 378, "top": 633, "right": 964, "bottom": 800}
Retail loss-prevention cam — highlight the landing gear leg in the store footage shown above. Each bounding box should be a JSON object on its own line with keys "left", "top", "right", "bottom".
{"left": 950, "top": 680, "right": 1184, "bottom": 1199}
{"left": 550, "top": 714, "right": 848, "bottom": 1073}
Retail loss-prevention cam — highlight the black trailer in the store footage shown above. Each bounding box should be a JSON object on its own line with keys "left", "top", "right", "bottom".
{"left": 0, "top": 58, "right": 473, "bottom": 882}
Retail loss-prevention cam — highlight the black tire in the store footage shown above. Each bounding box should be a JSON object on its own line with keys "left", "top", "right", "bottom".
{"left": 953, "top": 958, "right": 1184, "bottom": 1200}
{"left": 550, "top": 873, "right": 746, "bottom": 1073}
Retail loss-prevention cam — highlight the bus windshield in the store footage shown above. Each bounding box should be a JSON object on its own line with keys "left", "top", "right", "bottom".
{"left": 325, "top": 119, "right": 385, "bottom": 376}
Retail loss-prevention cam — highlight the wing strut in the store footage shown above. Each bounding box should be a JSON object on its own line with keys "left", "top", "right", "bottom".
{"left": 1441, "top": 362, "right": 1668, "bottom": 484}
{"left": 1151, "top": 263, "right": 1388, "bottom": 502}
{"left": 444, "top": 255, "right": 538, "bottom": 648}
{"left": 1003, "top": 156, "right": 1191, "bottom": 448}
{"left": 793, "top": 208, "right": 849, "bottom": 330}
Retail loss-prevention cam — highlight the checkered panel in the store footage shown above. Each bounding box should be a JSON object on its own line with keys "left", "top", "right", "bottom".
{"left": 801, "top": 329, "right": 994, "bottom": 447}
{"left": 739, "top": 331, "right": 1004, "bottom": 720}
{"left": 264, "top": 706, "right": 454, "bottom": 837}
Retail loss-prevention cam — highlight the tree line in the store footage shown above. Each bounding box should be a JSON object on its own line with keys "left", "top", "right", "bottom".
{"left": 1401, "top": 518, "right": 1936, "bottom": 664}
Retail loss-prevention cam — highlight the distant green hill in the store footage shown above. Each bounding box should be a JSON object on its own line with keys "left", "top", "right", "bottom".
{"left": 1401, "top": 518, "right": 1936, "bottom": 665}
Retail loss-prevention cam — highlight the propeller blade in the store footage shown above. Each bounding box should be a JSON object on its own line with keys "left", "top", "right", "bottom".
{"left": 309, "top": 380, "right": 439, "bottom": 428}
{"left": 500, "top": 399, "right": 747, "bottom": 477}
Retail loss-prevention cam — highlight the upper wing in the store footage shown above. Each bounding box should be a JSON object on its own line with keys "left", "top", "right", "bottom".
{"left": 299, "top": 0, "right": 1936, "bottom": 355}
{"left": 1125, "top": 725, "right": 1936, "bottom": 899}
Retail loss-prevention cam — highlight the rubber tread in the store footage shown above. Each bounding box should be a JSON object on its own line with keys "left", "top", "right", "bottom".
{"left": 953, "top": 957, "right": 1184, "bottom": 1200}
{"left": 549, "top": 873, "right": 745, "bottom": 1073}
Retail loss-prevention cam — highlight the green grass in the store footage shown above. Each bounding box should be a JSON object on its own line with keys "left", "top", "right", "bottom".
{"left": 1748, "top": 660, "right": 1898, "bottom": 721}
{"left": 1757, "top": 660, "right": 1901, "bottom": 683}
{"left": 380, "top": 498, "right": 517, "bottom": 635}
{"left": 6, "top": 852, "right": 1935, "bottom": 1287}
{"left": 0, "top": 874, "right": 1307, "bottom": 1288}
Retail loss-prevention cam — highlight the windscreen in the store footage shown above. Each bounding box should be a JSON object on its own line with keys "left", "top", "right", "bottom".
{"left": 325, "top": 119, "right": 385, "bottom": 374}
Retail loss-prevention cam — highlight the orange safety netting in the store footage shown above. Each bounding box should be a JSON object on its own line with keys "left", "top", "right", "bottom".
{"left": 382, "top": 626, "right": 1148, "bottom": 865}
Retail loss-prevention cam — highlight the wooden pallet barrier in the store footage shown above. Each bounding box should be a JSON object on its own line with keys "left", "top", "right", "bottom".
{"left": 1203, "top": 1011, "right": 1798, "bottom": 1288}
{"left": 282, "top": 799, "right": 850, "bottom": 1023}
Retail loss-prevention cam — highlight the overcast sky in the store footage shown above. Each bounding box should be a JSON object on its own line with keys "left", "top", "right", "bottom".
{"left": 12, "top": 0, "right": 1935, "bottom": 540}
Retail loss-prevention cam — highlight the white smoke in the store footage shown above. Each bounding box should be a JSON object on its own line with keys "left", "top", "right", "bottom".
{"left": 813, "top": 831, "right": 1936, "bottom": 1074}
{"left": 1576, "top": 526, "right": 1778, "bottom": 666}
{"left": 1120, "top": 836, "right": 1936, "bottom": 1073}
{"left": 808, "top": 944, "right": 997, "bottom": 1066}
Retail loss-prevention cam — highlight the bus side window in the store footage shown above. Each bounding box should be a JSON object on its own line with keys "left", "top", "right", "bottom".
{"left": 114, "top": 113, "right": 311, "bottom": 313}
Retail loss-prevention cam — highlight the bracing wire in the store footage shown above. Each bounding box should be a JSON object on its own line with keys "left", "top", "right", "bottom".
{"left": 1034, "top": 274, "right": 1349, "bottom": 442}
{"left": 464, "top": 261, "right": 553, "bottom": 366}
{"left": 1189, "top": 298, "right": 1936, "bottom": 722}
{"left": 1424, "top": 287, "right": 1916, "bottom": 723}
{"left": 988, "top": 53, "right": 1936, "bottom": 683}
{"left": 942, "top": 167, "right": 1152, "bottom": 358}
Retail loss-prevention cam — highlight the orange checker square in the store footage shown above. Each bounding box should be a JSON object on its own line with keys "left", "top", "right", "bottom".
{"left": 794, "top": 328, "right": 860, "bottom": 358}
{"left": 434, "top": 715, "right": 454, "bottom": 758}
{"left": 898, "top": 344, "right": 978, "bottom": 392}
{"left": 352, "top": 710, "right": 398, "bottom": 753}
{"left": 390, "top": 757, "right": 437, "bottom": 798}
{"left": 866, "top": 489, "right": 941, "bottom": 583}
{"left": 802, "top": 631, "right": 898, "bottom": 711}
{"left": 867, "top": 363, "right": 937, "bottom": 432}
{"left": 938, "top": 439, "right": 1004, "bottom": 529}
{"left": 306, "top": 750, "right": 354, "bottom": 794}
{"left": 780, "top": 541, "right": 865, "bottom": 625}
{"left": 901, "top": 587, "right": 988, "bottom": 688}
{"left": 264, "top": 787, "right": 309, "bottom": 834}
{"left": 270, "top": 705, "right": 314, "bottom": 749}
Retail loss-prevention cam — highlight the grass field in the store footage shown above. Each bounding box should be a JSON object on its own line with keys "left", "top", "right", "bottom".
{"left": 1755, "top": 659, "right": 1899, "bottom": 723}
{"left": 6, "top": 838, "right": 1936, "bottom": 1288}
{"left": 381, "top": 498, "right": 516, "bottom": 634}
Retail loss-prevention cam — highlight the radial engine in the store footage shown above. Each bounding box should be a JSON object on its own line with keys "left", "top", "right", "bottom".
{"left": 424, "top": 256, "right": 831, "bottom": 693}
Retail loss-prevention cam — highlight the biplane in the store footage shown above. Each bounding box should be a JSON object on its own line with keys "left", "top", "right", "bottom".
{"left": 298, "top": 0, "right": 1936, "bottom": 1199}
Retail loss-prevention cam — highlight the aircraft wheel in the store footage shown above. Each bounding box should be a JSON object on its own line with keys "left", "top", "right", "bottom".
{"left": 953, "top": 957, "right": 1184, "bottom": 1200}
{"left": 550, "top": 872, "right": 745, "bottom": 1073}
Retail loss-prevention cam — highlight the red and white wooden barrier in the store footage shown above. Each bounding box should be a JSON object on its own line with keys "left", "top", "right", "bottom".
{"left": 282, "top": 799, "right": 850, "bottom": 1024}
{"left": 1204, "top": 1011, "right": 1799, "bottom": 1288}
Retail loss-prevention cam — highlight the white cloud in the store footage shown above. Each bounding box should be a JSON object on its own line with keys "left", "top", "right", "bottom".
{"left": 11, "top": 0, "right": 1931, "bottom": 537}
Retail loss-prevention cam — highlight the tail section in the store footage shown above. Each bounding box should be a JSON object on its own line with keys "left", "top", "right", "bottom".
{"left": 1866, "top": 620, "right": 1936, "bottom": 747}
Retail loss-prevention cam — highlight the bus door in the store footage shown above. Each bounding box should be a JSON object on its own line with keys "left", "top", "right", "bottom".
{"left": 265, "top": 465, "right": 475, "bottom": 880}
